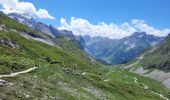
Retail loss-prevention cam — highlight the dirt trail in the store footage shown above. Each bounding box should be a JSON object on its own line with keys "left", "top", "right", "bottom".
{"left": 0, "top": 67, "right": 38, "bottom": 78}
{"left": 133, "top": 77, "right": 148, "bottom": 89}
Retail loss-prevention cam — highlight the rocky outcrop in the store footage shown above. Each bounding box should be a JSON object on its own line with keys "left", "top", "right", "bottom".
{"left": 153, "top": 61, "right": 170, "bottom": 71}
{"left": 0, "top": 24, "right": 8, "bottom": 32}
{"left": 44, "top": 57, "right": 62, "bottom": 64}
{"left": 22, "top": 31, "right": 43, "bottom": 39}
{"left": 0, "top": 36, "right": 20, "bottom": 49}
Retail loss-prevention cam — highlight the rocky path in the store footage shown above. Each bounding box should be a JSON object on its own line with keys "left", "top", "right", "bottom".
{"left": 0, "top": 67, "right": 38, "bottom": 78}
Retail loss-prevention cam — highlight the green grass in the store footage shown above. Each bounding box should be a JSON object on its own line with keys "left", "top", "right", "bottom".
{"left": 107, "top": 67, "right": 170, "bottom": 98}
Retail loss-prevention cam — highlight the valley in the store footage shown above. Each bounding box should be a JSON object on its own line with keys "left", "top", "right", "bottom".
{"left": 0, "top": 6, "right": 170, "bottom": 100}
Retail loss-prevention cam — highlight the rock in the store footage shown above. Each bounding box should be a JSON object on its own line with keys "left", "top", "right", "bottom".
{"left": 50, "top": 61, "right": 62, "bottom": 64}
{"left": 8, "top": 82, "right": 14, "bottom": 86}
{"left": 154, "top": 61, "right": 170, "bottom": 71}
{"left": 63, "top": 68, "right": 73, "bottom": 74}
{"left": 44, "top": 57, "right": 62, "bottom": 64}
{"left": 45, "top": 57, "right": 51, "bottom": 62}
{"left": 0, "top": 24, "right": 5, "bottom": 31}
{"left": 0, "top": 79, "right": 6, "bottom": 85}
{"left": 98, "top": 73, "right": 102, "bottom": 76}
{"left": 82, "top": 72, "right": 86, "bottom": 75}
{"left": 144, "top": 85, "right": 148, "bottom": 90}
{"left": 0, "top": 79, "right": 6, "bottom": 83}
{"left": 0, "top": 37, "right": 20, "bottom": 49}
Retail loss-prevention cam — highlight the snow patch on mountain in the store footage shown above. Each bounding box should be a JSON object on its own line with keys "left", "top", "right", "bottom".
{"left": 125, "top": 43, "right": 136, "bottom": 51}
{"left": 124, "top": 41, "right": 129, "bottom": 45}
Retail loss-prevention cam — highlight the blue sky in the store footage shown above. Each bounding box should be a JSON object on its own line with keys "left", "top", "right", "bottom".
{"left": 20, "top": 0, "right": 170, "bottom": 29}
{"left": 0, "top": 0, "right": 170, "bottom": 38}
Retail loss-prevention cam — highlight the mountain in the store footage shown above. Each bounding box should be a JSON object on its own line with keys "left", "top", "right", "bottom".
{"left": 7, "top": 12, "right": 85, "bottom": 50}
{"left": 7, "top": 13, "right": 36, "bottom": 28}
{"left": 0, "top": 12, "right": 169, "bottom": 99}
{"left": 8, "top": 13, "right": 73, "bottom": 38}
{"left": 83, "top": 32, "right": 164, "bottom": 64}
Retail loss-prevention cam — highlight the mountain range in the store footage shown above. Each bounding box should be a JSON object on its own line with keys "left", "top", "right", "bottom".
{"left": 83, "top": 33, "right": 164, "bottom": 64}
{"left": 7, "top": 13, "right": 165, "bottom": 65}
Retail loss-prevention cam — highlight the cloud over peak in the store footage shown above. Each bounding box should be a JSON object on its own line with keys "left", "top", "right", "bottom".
{"left": 0, "top": 0, "right": 55, "bottom": 19}
{"left": 58, "top": 17, "right": 170, "bottom": 39}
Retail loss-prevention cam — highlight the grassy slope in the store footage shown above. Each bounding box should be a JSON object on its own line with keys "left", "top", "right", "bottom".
{"left": 0, "top": 13, "right": 169, "bottom": 100}
{"left": 139, "top": 35, "right": 170, "bottom": 72}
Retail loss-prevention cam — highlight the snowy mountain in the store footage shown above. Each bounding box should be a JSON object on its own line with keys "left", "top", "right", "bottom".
{"left": 7, "top": 13, "right": 72, "bottom": 38}
{"left": 7, "top": 12, "right": 85, "bottom": 49}
{"left": 8, "top": 13, "right": 36, "bottom": 28}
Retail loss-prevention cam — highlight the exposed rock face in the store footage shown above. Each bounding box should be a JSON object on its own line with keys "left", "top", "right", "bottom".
{"left": 34, "top": 22, "right": 55, "bottom": 38}
{"left": 76, "top": 35, "right": 86, "bottom": 50}
{"left": 22, "top": 31, "right": 43, "bottom": 39}
{"left": 153, "top": 61, "right": 170, "bottom": 71}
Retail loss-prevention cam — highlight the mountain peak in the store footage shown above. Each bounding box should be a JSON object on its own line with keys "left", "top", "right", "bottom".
{"left": 8, "top": 13, "right": 34, "bottom": 21}
{"left": 0, "top": 11, "right": 5, "bottom": 15}
{"left": 132, "top": 32, "right": 147, "bottom": 37}
{"left": 7, "top": 12, "right": 36, "bottom": 27}
{"left": 167, "top": 33, "right": 170, "bottom": 38}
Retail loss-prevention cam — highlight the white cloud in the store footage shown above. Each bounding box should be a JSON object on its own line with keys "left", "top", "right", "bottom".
{"left": 132, "top": 19, "right": 170, "bottom": 37}
{"left": 0, "top": 0, "right": 55, "bottom": 19}
{"left": 36, "top": 9, "right": 54, "bottom": 19}
{"left": 58, "top": 17, "right": 170, "bottom": 39}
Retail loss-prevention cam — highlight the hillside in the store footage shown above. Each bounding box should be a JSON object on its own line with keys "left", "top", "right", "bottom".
{"left": 138, "top": 34, "right": 170, "bottom": 71}
{"left": 122, "top": 33, "right": 170, "bottom": 89}
{"left": 0, "top": 13, "right": 170, "bottom": 100}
